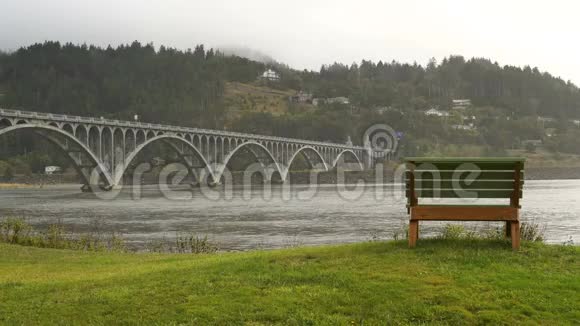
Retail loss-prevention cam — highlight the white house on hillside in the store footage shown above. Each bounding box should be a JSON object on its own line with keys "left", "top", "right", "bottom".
{"left": 452, "top": 99, "right": 471, "bottom": 110}
{"left": 326, "top": 97, "right": 350, "bottom": 105}
{"left": 425, "top": 108, "right": 450, "bottom": 117}
{"left": 260, "top": 69, "right": 280, "bottom": 81}
{"left": 44, "top": 166, "right": 61, "bottom": 175}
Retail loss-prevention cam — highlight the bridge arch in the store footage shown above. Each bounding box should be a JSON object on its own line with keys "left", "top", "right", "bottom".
{"left": 124, "top": 129, "right": 136, "bottom": 156}
{"left": 62, "top": 123, "right": 75, "bottom": 135}
{"left": 135, "top": 129, "right": 146, "bottom": 146}
{"left": 101, "top": 127, "right": 113, "bottom": 170}
{"left": 331, "top": 149, "right": 364, "bottom": 170}
{"left": 87, "top": 126, "right": 99, "bottom": 155}
{"left": 217, "top": 140, "right": 282, "bottom": 183}
{"left": 113, "top": 134, "right": 214, "bottom": 186}
{"left": 0, "top": 124, "right": 113, "bottom": 187}
{"left": 113, "top": 128, "right": 125, "bottom": 170}
{"left": 0, "top": 118, "right": 11, "bottom": 128}
{"left": 286, "top": 146, "right": 329, "bottom": 174}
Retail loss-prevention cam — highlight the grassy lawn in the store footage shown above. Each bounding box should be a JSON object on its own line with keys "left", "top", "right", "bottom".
{"left": 0, "top": 240, "right": 578, "bottom": 325}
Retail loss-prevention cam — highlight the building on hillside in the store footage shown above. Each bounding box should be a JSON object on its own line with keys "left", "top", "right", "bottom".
{"left": 521, "top": 139, "right": 543, "bottom": 148}
{"left": 571, "top": 119, "right": 580, "bottom": 127}
{"left": 545, "top": 128, "right": 556, "bottom": 137}
{"left": 326, "top": 97, "right": 350, "bottom": 105}
{"left": 259, "top": 69, "right": 280, "bottom": 82}
{"left": 44, "top": 166, "right": 62, "bottom": 175}
{"left": 289, "top": 91, "right": 313, "bottom": 104}
{"left": 452, "top": 99, "right": 472, "bottom": 110}
{"left": 424, "top": 108, "right": 450, "bottom": 117}
{"left": 537, "top": 116, "right": 556, "bottom": 123}
{"left": 537, "top": 116, "right": 556, "bottom": 129}
{"left": 451, "top": 123, "right": 476, "bottom": 131}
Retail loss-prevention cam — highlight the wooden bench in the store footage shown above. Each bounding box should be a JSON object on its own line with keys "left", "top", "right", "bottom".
{"left": 405, "top": 157, "right": 525, "bottom": 249}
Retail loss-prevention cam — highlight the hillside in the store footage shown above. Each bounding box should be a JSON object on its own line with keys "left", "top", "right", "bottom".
{"left": 224, "top": 82, "right": 296, "bottom": 116}
{"left": 2, "top": 41, "right": 580, "bottom": 171}
{"left": 0, "top": 241, "right": 578, "bottom": 324}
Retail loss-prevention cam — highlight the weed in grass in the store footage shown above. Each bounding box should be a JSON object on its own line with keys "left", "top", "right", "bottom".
{"left": 145, "top": 238, "right": 169, "bottom": 253}
{"left": 282, "top": 233, "right": 304, "bottom": 248}
{"left": 367, "top": 231, "right": 385, "bottom": 242}
{"left": 439, "top": 224, "right": 467, "bottom": 240}
{"left": 392, "top": 224, "right": 409, "bottom": 240}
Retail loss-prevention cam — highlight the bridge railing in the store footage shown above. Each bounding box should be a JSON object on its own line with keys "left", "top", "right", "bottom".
{"left": 0, "top": 107, "right": 365, "bottom": 150}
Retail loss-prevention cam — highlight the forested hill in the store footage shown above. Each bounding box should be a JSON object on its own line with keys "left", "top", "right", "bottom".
{"left": 311, "top": 57, "right": 580, "bottom": 118}
{"left": 2, "top": 41, "right": 580, "bottom": 121}
{"left": 1, "top": 41, "right": 580, "bottom": 155}
{"left": 0, "top": 41, "right": 270, "bottom": 128}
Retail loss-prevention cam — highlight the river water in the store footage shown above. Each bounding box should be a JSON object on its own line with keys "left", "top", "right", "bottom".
{"left": 0, "top": 180, "right": 578, "bottom": 249}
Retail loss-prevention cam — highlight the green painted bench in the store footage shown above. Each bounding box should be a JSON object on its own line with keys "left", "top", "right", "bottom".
{"left": 405, "top": 157, "right": 525, "bottom": 249}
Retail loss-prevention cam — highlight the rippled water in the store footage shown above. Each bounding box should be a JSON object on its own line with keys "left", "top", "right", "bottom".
{"left": 0, "top": 180, "right": 578, "bottom": 249}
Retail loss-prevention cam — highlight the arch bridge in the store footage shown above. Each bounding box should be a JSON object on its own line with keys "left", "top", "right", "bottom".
{"left": 0, "top": 108, "right": 392, "bottom": 190}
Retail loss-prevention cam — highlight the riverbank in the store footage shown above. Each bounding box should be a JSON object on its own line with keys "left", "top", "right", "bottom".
{"left": 0, "top": 240, "right": 577, "bottom": 324}
{"left": 2, "top": 165, "right": 580, "bottom": 188}
{"left": 0, "top": 182, "right": 38, "bottom": 188}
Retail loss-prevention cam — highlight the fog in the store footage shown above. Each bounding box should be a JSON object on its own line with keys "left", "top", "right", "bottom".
{"left": 1, "top": 0, "right": 578, "bottom": 83}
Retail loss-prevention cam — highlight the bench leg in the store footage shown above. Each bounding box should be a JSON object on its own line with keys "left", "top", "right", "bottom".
{"left": 511, "top": 221, "right": 520, "bottom": 250}
{"left": 505, "top": 221, "right": 511, "bottom": 238}
{"left": 409, "top": 220, "right": 418, "bottom": 248}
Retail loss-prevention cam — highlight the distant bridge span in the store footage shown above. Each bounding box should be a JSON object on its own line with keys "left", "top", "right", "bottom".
{"left": 0, "top": 108, "right": 393, "bottom": 190}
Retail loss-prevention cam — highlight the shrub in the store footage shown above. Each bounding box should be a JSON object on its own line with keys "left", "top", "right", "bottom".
{"left": 174, "top": 233, "right": 218, "bottom": 254}
{"left": 520, "top": 222, "right": 545, "bottom": 242}
{"left": 3, "top": 165, "right": 14, "bottom": 180}
{"left": 1, "top": 217, "right": 33, "bottom": 243}
{"left": 437, "top": 222, "right": 546, "bottom": 242}
{"left": 0, "top": 217, "right": 127, "bottom": 252}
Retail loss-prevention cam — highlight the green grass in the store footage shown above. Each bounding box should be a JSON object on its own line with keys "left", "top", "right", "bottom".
{"left": 0, "top": 240, "right": 578, "bottom": 325}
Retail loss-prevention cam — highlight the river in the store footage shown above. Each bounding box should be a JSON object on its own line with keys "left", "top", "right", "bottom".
{"left": 0, "top": 179, "right": 578, "bottom": 249}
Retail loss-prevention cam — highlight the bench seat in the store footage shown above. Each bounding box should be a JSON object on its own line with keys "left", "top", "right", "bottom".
{"left": 411, "top": 205, "right": 518, "bottom": 221}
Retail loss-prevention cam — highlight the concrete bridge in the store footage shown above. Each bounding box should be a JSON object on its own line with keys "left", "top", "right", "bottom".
{"left": 0, "top": 108, "right": 393, "bottom": 190}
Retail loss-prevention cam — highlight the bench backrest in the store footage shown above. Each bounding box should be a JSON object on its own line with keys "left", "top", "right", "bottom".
{"left": 405, "top": 157, "right": 525, "bottom": 207}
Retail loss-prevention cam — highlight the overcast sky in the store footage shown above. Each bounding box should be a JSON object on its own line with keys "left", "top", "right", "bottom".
{"left": 1, "top": 0, "right": 579, "bottom": 84}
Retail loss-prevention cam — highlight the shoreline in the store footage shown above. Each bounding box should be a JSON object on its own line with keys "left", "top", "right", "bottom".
{"left": 1, "top": 166, "right": 580, "bottom": 189}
